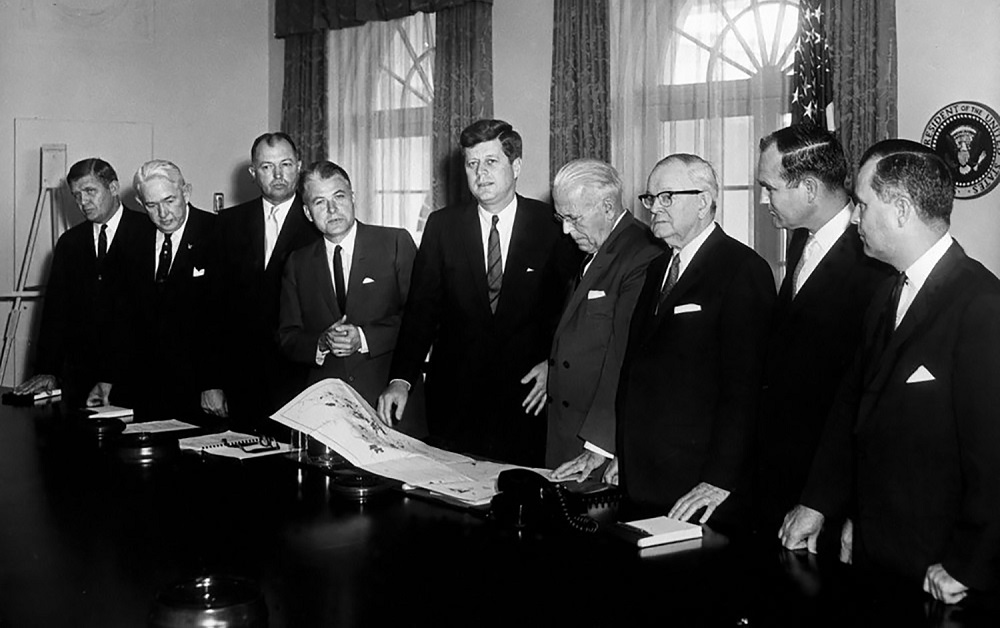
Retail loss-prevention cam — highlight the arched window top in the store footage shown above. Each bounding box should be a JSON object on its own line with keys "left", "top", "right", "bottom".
{"left": 664, "top": 0, "right": 799, "bottom": 85}
{"left": 375, "top": 12, "right": 434, "bottom": 111}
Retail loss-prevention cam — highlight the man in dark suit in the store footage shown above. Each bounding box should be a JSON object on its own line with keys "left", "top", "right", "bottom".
{"left": 377, "top": 119, "right": 578, "bottom": 466}
{"left": 753, "top": 125, "right": 892, "bottom": 533}
{"left": 781, "top": 140, "right": 1000, "bottom": 604}
{"left": 216, "top": 133, "right": 320, "bottom": 423}
{"left": 122, "top": 160, "right": 226, "bottom": 419}
{"left": 13, "top": 158, "right": 148, "bottom": 407}
{"left": 278, "top": 161, "right": 421, "bottom": 433}
{"left": 613, "top": 153, "right": 775, "bottom": 529}
{"left": 537, "top": 159, "right": 662, "bottom": 471}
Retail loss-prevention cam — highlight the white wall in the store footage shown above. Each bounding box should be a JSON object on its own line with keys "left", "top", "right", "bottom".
{"left": 0, "top": 0, "right": 275, "bottom": 384}
{"left": 897, "top": 0, "right": 1000, "bottom": 275}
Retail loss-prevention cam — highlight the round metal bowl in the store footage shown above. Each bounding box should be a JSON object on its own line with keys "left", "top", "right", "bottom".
{"left": 115, "top": 431, "right": 179, "bottom": 466}
{"left": 148, "top": 574, "right": 268, "bottom": 628}
{"left": 328, "top": 468, "right": 394, "bottom": 503}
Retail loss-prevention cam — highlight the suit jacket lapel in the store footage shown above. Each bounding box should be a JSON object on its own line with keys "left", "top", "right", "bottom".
{"left": 554, "top": 213, "right": 633, "bottom": 339}
{"left": 312, "top": 238, "right": 340, "bottom": 318}
{"left": 656, "top": 225, "right": 722, "bottom": 316}
{"left": 777, "top": 228, "right": 808, "bottom": 307}
{"left": 461, "top": 203, "right": 492, "bottom": 315}
{"left": 862, "top": 241, "right": 966, "bottom": 397}
{"left": 346, "top": 222, "right": 368, "bottom": 308}
{"left": 246, "top": 198, "right": 266, "bottom": 272}
{"left": 268, "top": 196, "right": 305, "bottom": 272}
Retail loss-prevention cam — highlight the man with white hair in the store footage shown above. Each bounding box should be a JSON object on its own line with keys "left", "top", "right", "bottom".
{"left": 543, "top": 158, "right": 662, "bottom": 473}
{"left": 122, "top": 159, "right": 227, "bottom": 418}
{"left": 613, "top": 153, "right": 774, "bottom": 530}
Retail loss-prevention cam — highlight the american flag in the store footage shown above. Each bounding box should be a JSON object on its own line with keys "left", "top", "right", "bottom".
{"left": 791, "top": 0, "right": 833, "bottom": 130}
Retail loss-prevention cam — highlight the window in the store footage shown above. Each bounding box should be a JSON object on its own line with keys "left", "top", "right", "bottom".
{"left": 660, "top": 0, "right": 799, "bottom": 268}
{"left": 372, "top": 14, "right": 435, "bottom": 241}
{"left": 327, "top": 13, "right": 435, "bottom": 243}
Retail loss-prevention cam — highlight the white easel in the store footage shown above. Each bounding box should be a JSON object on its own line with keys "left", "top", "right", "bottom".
{"left": 0, "top": 145, "right": 68, "bottom": 383}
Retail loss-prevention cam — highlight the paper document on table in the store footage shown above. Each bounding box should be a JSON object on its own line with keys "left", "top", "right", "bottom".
{"left": 270, "top": 379, "right": 545, "bottom": 505}
{"left": 123, "top": 419, "right": 197, "bottom": 434}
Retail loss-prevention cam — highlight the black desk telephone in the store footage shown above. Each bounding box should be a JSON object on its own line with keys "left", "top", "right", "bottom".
{"left": 489, "top": 469, "right": 618, "bottom": 533}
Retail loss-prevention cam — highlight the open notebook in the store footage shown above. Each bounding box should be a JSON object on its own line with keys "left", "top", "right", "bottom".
{"left": 178, "top": 431, "right": 294, "bottom": 460}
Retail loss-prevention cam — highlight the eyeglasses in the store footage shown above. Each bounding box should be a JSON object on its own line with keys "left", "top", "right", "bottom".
{"left": 637, "top": 189, "right": 703, "bottom": 210}
{"left": 553, "top": 211, "right": 584, "bottom": 227}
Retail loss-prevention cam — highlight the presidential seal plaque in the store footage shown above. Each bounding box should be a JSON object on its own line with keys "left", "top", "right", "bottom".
{"left": 922, "top": 101, "right": 1000, "bottom": 200}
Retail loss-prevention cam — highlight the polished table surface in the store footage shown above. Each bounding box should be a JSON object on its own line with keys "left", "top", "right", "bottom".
{"left": 1, "top": 399, "right": 997, "bottom": 628}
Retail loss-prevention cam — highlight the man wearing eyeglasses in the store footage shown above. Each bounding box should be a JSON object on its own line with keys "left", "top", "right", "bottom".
{"left": 540, "top": 159, "right": 662, "bottom": 473}
{"left": 612, "top": 153, "right": 775, "bottom": 529}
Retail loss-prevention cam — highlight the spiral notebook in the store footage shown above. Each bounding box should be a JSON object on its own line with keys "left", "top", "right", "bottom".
{"left": 178, "top": 430, "right": 293, "bottom": 460}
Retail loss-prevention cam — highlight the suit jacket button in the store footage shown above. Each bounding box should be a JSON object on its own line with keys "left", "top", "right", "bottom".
{"left": 562, "top": 400, "right": 569, "bottom": 408}
{"left": 562, "top": 360, "right": 570, "bottom": 368}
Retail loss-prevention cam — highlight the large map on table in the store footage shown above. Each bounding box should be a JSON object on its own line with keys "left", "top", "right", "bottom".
{"left": 270, "top": 379, "right": 546, "bottom": 505}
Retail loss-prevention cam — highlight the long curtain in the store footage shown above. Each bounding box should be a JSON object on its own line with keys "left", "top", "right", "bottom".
{"left": 827, "top": 0, "right": 897, "bottom": 172}
{"left": 281, "top": 31, "right": 328, "bottom": 165}
{"left": 609, "top": 0, "right": 794, "bottom": 272}
{"left": 550, "top": 0, "right": 611, "bottom": 175}
{"left": 431, "top": 2, "right": 493, "bottom": 210}
{"left": 327, "top": 14, "right": 435, "bottom": 233}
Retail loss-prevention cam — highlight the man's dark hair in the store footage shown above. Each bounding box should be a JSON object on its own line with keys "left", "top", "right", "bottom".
{"left": 459, "top": 119, "right": 522, "bottom": 162}
{"left": 67, "top": 158, "right": 118, "bottom": 188}
{"left": 859, "top": 139, "right": 954, "bottom": 225}
{"left": 759, "top": 124, "right": 848, "bottom": 190}
{"left": 301, "top": 160, "right": 352, "bottom": 188}
{"left": 250, "top": 132, "right": 300, "bottom": 162}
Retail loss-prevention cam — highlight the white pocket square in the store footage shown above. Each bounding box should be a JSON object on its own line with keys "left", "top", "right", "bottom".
{"left": 526, "top": 267, "right": 535, "bottom": 273}
{"left": 587, "top": 290, "right": 606, "bottom": 300}
{"left": 192, "top": 267, "right": 205, "bottom": 277}
{"left": 906, "top": 365, "right": 935, "bottom": 384}
{"left": 674, "top": 303, "right": 701, "bottom": 314}
{"left": 362, "top": 277, "right": 375, "bottom": 284}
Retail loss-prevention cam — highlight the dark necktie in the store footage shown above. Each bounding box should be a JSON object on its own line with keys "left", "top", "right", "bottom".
{"left": 155, "top": 233, "right": 172, "bottom": 283}
{"left": 574, "top": 253, "right": 594, "bottom": 291}
{"left": 487, "top": 215, "right": 502, "bottom": 313}
{"left": 874, "top": 271, "right": 907, "bottom": 358}
{"left": 97, "top": 224, "right": 108, "bottom": 262}
{"left": 655, "top": 253, "right": 680, "bottom": 315}
{"left": 333, "top": 244, "right": 347, "bottom": 314}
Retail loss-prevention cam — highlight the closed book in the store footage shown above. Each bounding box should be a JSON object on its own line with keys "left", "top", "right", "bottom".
{"left": 613, "top": 516, "right": 703, "bottom": 548}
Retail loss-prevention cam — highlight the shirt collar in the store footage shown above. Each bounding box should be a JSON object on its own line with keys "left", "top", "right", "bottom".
{"left": 263, "top": 194, "right": 296, "bottom": 218}
{"left": 477, "top": 195, "right": 518, "bottom": 227}
{"left": 158, "top": 205, "right": 190, "bottom": 245}
{"left": 94, "top": 202, "right": 124, "bottom": 237}
{"left": 323, "top": 220, "right": 359, "bottom": 257}
{"left": 904, "top": 232, "right": 954, "bottom": 294}
{"left": 810, "top": 203, "right": 853, "bottom": 251}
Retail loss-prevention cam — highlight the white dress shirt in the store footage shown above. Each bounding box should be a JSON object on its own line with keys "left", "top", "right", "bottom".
{"left": 896, "top": 232, "right": 953, "bottom": 328}
{"left": 792, "top": 203, "right": 853, "bottom": 294}
{"left": 316, "top": 222, "right": 369, "bottom": 364}
{"left": 92, "top": 202, "right": 124, "bottom": 253}
{"left": 263, "top": 195, "right": 295, "bottom": 267}
{"left": 153, "top": 207, "right": 190, "bottom": 276}
{"left": 478, "top": 196, "right": 518, "bottom": 272}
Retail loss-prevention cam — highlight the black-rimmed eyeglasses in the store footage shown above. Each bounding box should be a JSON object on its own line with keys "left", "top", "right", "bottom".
{"left": 637, "top": 189, "right": 703, "bottom": 210}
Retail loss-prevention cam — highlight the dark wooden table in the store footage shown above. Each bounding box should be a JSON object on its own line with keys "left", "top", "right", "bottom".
{"left": 0, "top": 398, "right": 996, "bottom": 627}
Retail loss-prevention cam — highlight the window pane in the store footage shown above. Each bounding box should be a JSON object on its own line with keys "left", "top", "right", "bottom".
{"left": 722, "top": 116, "right": 751, "bottom": 184}
{"left": 721, "top": 188, "right": 751, "bottom": 246}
